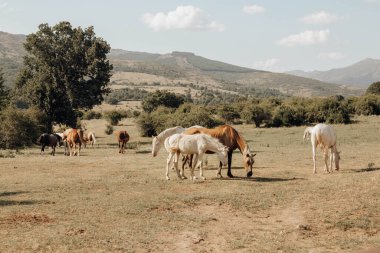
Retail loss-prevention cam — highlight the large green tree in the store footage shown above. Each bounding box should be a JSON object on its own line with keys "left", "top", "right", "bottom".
{"left": 16, "top": 21, "right": 113, "bottom": 129}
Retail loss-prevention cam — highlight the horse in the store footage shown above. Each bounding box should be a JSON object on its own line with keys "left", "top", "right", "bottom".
{"left": 86, "top": 131, "right": 96, "bottom": 147}
{"left": 66, "top": 129, "right": 85, "bottom": 156}
{"left": 82, "top": 131, "right": 96, "bottom": 148}
{"left": 164, "top": 133, "right": 228, "bottom": 180}
{"left": 183, "top": 125, "right": 256, "bottom": 178}
{"left": 152, "top": 126, "right": 185, "bottom": 157}
{"left": 303, "top": 126, "right": 314, "bottom": 141}
{"left": 115, "top": 130, "right": 130, "bottom": 154}
{"left": 37, "top": 133, "right": 60, "bottom": 156}
{"left": 310, "top": 123, "right": 341, "bottom": 174}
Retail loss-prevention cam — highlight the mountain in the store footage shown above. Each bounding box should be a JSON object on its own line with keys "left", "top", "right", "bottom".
{"left": 108, "top": 49, "right": 362, "bottom": 97}
{"left": 0, "top": 31, "right": 26, "bottom": 87}
{"left": 0, "top": 31, "right": 362, "bottom": 97}
{"left": 287, "top": 58, "right": 380, "bottom": 88}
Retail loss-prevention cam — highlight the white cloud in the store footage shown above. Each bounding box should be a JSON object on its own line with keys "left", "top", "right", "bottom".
{"left": 300, "top": 11, "right": 338, "bottom": 25}
{"left": 318, "top": 52, "right": 345, "bottom": 60}
{"left": 253, "top": 58, "right": 283, "bottom": 72}
{"left": 0, "top": 1, "right": 7, "bottom": 9}
{"left": 278, "top": 30, "right": 330, "bottom": 47}
{"left": 142, "top": 5, "right": 224, "bottom": 32}
{"left": 243, "top": 5, "right": 265, "bottom": 14}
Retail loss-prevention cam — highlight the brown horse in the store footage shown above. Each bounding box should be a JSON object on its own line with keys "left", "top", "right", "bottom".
{"left": 66, "top": 129, "right": 85, "bottom": 156}
{"left": 115, "top": 130, "right": 130, "bottom": 154}
{"left": 37, "top": 133, "right": 60, "bottom": 156}
{"left": 183, "top": 125, "right": 256, "bottom": 178}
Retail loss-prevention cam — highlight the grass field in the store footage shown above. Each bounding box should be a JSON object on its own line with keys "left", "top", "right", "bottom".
{"left": 0, "top": 116, "right": 379, "bottom": 252}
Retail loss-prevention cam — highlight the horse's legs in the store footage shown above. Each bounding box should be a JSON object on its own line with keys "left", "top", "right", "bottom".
{"left": 227, "top": 150, "right": 234, "bottom": 178}
{"left": 312, "top": 145, "right": 317, "bottom": 174}
{"left": 118, "top": 141, "right": 121, "bottom": 153}
{"left": 197, "top": 154, "right": 206, "bottom": 180}
{"left": 190, "top": 154, "right": 199, "bottom": 180}
{"left": 217, "top": 161, "right": 223, "bottom": 178}
{"left": 323, "top": 149, "right": 329, "bottom": 173}
{"left": 78, "top": 143, "right": 81, "bottom": 156}
{"left": 180, "top": 156, "right": 188, "bottom": 179}
{"left": 329, "top": 148, "right": 333, "bottom": 173}
{"left": 174, "top": 152, "right": 182, "bottom": 180}
{"left": 166, "top": 152, "right": 175, "bottom": 180}
{"left": 51, "top": 145, "right": 55, "bottom": 156}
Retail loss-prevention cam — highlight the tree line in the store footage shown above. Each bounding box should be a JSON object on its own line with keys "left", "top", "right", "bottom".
{"left": 136, "top": 85, "right": 380, "bottom": 136}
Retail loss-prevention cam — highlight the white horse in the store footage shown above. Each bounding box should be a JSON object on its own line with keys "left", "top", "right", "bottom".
{"left": 164, "top": 133, "right": 228, "bottom": 180}
{"left": 152, "top": 126, "right": 185, "bottom": 157}
{"left": 310, "top": 123, "right": 341, "bottom": 174}
{"left": 303, "top": 126, "right": 314, "bottom": 141}
{"left": 151, "top": 125, "right": 204, "bottom": 157}
{"left": 85, "top": 131, "right": 96, "bottom": 148}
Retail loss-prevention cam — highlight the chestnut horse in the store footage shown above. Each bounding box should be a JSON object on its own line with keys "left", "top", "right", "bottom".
{"left": 183, "top": 125, "right": 256, "bottom": 178}
{"left": 115, "top": 130, "right": 130, "bottom": 153}
{"left": 66, "top": 129, "right": 85, "bottom": 156}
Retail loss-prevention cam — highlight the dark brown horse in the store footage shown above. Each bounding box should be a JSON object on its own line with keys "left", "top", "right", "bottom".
{"left": 37, "top": 133, "right": 61, "bottom": 156}
{"left": 115, "top": 130, "right": 130, "bottom": 154}
{"left": 183, "top": 125, "right": 256, "bottom": 178}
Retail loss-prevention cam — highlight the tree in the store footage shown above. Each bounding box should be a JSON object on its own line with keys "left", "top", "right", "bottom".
{"left": 15, "top": 22, "right": 113, "bottom": 130}
{"left": 366, "top": 81, "right": 380, "bottom": 95}
{"left": 217, "top": 104, "right": 240, "bottom": 124}
{"left": 0, "top": 68, "right": 9, "bottom": 111}
{"left": 141, "top": 90, "right": 184, "bottom": 113}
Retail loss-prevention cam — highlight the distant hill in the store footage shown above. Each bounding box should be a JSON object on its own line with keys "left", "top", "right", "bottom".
{"left": 0, "top": 31, "right": 26, "bottom": 87}
{"left": 287, "top": 58, "right": 380, "bottom": 88}
{"left": 108, "top": 49, "right": 362, "bottom": 97}
{"left": 0, "top": 31, "right": 362, "bottom": 97}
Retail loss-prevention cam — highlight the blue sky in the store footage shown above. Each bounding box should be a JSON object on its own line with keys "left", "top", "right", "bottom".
{"left": 1, "top": 0, "right": 379, "bottom": 72}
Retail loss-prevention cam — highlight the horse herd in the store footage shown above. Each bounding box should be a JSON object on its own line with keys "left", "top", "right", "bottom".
{"left": 36, "top": 123, "right": 340, "bottom": 180}
{"left": 37, "top": 129, "right": 130, "bottom": 156}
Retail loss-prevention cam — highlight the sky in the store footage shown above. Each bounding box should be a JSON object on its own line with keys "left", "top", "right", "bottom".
{"left": 1, "top": 0, "right": 380, "bottom": 72}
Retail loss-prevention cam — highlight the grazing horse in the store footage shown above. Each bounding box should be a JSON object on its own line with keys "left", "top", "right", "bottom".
{"left": 82, "top": 131, "right": 97, "bottom": 148}
{"left": 183, "top": 125, "right": 256, "bottom": 178}
{"left": 37, "top": 133, "right": 60, "bottom": 156}
{"left": 152, "top": 126, "right": 185, "bottom": 157}
{"left": 164, "top": 133, "right": 228, "bottom": 180}
{"left": 66, "top": 129, "right": 85, "bottom": 156}
{"left": 115, "top": 130, "right": 130, "bottom": 154}
{"left": 303, "top": 127, "right": 314, "bottom": 141}
{"left": 310, "top": 123, "right": 341, "bottom": 174}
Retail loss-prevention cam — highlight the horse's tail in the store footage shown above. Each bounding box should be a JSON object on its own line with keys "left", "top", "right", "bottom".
{"left": 303, "top": 128, "right": 311, "bottom": 141}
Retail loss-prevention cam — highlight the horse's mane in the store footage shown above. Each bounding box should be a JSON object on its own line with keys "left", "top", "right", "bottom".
{"left": 157, "top": 126, "right": 185, "bottom": 141}
{"left": 201, "top": 134, "right": 225, "bottom": 151}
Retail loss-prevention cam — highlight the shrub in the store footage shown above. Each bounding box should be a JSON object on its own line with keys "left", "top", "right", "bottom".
{"left": 104, "top": 110, "right": 124, "bottom": 125}
{"left": 137, "top": 112, "right": 157, "bottom": 137}
{"left": 354, "top": 95, "right": 380, "bottom": 116}
{"left": 240, "top": 104, "right": 271, "bottom": 127}
{"left": 366, "top": 81, "right": 380, "bottom": 95}
{"left": 271, "top": 105, "right": 304, "bottom": 127}
{"left": 0, "top": 107, "right": 41, "bottom": 149}
{"left": 82, "top": 110, "right": 102, "bottom": 120}
{"left": 142, "top": 90, "right": 185, "bottom": 113}
{"left": 104, "top": 124, "right": 114, "bottom": 135}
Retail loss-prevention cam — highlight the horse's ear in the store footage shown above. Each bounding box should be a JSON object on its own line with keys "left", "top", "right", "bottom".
{"left": 252, "top": 153, "right": 257, "bottom": 157}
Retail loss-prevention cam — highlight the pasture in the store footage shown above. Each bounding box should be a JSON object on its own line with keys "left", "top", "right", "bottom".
{"left": 0, "top": 116, "right": 379, "bottom": 252}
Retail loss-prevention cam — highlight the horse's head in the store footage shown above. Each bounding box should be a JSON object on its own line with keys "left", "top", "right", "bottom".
{"left": 152, "top": 136, "right": 160, "bottom": 157}
{"left": 243, "top": 146, "right": 256, "bottom": 177}
{"left": 218, "top": 146, "right": 229, "bottom": 166}
{"left": 333, "top": 151, "right": 341, "bottom": 170}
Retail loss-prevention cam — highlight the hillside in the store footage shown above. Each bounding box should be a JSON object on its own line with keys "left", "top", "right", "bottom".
{"left": 288, "top": 58, "right": 380, "bottom": 88}
{"left": 108, "top": 49, "right": 362, "bottom": 97}
{"left": 0, "top": 31, "right": 362, "bottom": 97}
{"left": 0, "top": 31, "right": 26, "bottom": 87}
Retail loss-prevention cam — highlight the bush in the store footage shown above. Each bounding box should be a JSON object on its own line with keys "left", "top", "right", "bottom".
{"left": 0, "top": 107, "right": 41, "bottom": 149}
{"left": 271, "top": 105, "right": 305, "bottom": 127}
{"left": 142, "top": 90, "right": 185, "bottom": 113}
{"left": 104, "top": 110, "right": 124, "bottom": 125}
{"left": 82, "top": 110, "right": 102, "bottom": 120}
{"left": 354, "top": 95, "right": 380, "bottom": 116}
{"left": 104, "top": 124, "right": 114, "bottom": 135}
{"left": 366, "top": 82, "right": 380, "bottom": 95}
{"left": 240, "top": 104, "right": 271, "bottom": 127}
{"left": 137, "top": 112, "right": 157, "bottom": 137}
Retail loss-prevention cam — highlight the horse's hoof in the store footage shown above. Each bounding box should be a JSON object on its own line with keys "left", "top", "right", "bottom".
{"left": 216, "top": 173, "right": 223, "bottom": 178}
{"left": 201, "top": 177, "right": 206, "bottom": 180}
{"left": 227, "top": 173, "right": 234, "bottom": 178}
{"left": 166, "top": 177, "right": 170, "bottom": 180}
{"left": 247, "top": 171, "right": 253, "bottom": 177}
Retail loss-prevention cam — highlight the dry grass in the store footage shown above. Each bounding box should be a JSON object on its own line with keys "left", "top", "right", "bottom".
{"left": 0, "top": 116, "right": 380, "bottom": 252}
